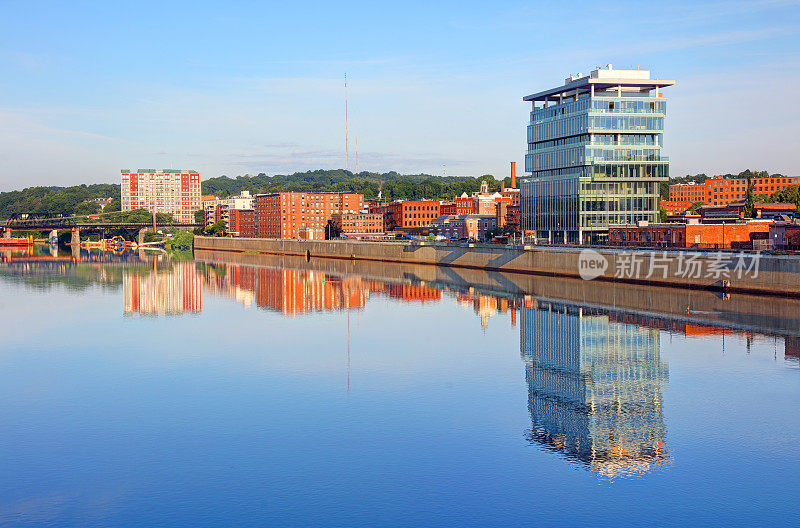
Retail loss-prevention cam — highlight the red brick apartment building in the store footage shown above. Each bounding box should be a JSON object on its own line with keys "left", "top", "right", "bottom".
{"left": 370, "top": 200, "right": 441, "bottom": 230}
{"left": 663, "top": 175, "right": 800, "bottom": 213}
{"left": 256, "top": 192, "right": 364, "bottom": 239}
{"left": 121, "top": 169, "right": 201, "bottom": 223}
{"left": 229, "top": 209, "right": 255, "bottom": 237}
{"left": 330, "top": 212, "right": 384, "bottom": 237}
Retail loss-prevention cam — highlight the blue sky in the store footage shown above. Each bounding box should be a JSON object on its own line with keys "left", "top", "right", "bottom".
{"left": 0, "top": 0, "right": 799, "bottom": 190}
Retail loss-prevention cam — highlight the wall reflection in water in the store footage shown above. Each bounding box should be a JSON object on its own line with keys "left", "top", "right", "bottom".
{"left": 198, "top": 262, "right": 521, "bottom": 330}
{"left": 521, "top": 302, "right": 670, "bottom": 478}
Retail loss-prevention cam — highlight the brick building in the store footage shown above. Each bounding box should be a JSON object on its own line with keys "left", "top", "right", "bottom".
{"left": 329, "top": 212, "right": 384, "bottom": 237}
{"left": 440, "top": 202, "right": 457, "bottom": 215}
{"left": 496, "top": 203, "right": 520, "bottom": 232}
{"left": 256, "top": 191, "right": 364, "bottom": 239}
{"left": 769, "top": 222, "right": 800, "bottom": 250}
{"left": 120, "top": 169, "right": 201, "bottom": 223}
{"left": 229, "top": 209, "right": 256, "bottom": 237}
{"left": 431, "top": 214, "right": 497, "bottom": 241}
{"left": 608, "top": 220, "right": 771, "bottom": 249}
{"left": 697, "top": 202, "right": 797, "bottom": 222}
{"left": 371, "top": 200, "right": 441, "bottom": 230}
{"left": 455, "top": 195, "right": 475, "bottom": 215}
{"left": 455, "top": 180, "right": 514, "bottom": 216}
{"left": 666, "top": 175, "right": 800, "bottom": 212}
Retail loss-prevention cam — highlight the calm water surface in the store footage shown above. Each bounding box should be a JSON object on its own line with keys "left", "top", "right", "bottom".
{"left": 0, "top": 248, "right": 798, "bottom": 527}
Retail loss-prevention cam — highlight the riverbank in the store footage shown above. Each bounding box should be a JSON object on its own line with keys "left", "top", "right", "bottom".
{"left": 194, "top": 237, "right": 800, "bottom": 296}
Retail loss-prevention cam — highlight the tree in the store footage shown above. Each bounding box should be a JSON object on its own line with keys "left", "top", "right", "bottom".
{"left": 744, "top": 174, "right": 755, "bottom": 218}
{"left": 659, "top": 207, "right": 668, "bottom": 222}
{"left": 194, "top": 209, "right": 205, "bottom": 224}
{"left": 688, "top": 201, "right": 705, "bottom": 213}
{"left": 205, "top": 220, "right": 227, "bottom": 236}
{"left": 74, "top": 201, "right": 100, "bottom": 215}
{"left": 104, "top": 198, "right": 121, "bottom": 212}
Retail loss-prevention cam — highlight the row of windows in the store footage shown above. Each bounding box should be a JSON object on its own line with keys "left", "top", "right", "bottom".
{"left": 589, "top": 115, "right": 663, "bottom": 132}
{"left": 590, "top": 98, "right": 666, "bottom": 115}
{"left": 590, "top": 163, "right": 669, "bottom": 179}
{"left": 404, "top": 205, "right": 438, "bottom": 211}
{"left": 528, "top": 134, "right": 589, "bottom": 151}
{"left": 587, "top": 148, "right": 664, "bottom": 162}
{"left": 530, "top": 97, "right": 665, "bottom": 125}
{"left": 592, "top": 134, "right": 661, "bottom": 146}
{"left": 526, "top": 146, "right": 585, "bottom": 171}
{"left": 528, "top": 114, "right": 588, "bottom": 143}
{"left": 531, "top": 98, "right": 590, "bottom": 122}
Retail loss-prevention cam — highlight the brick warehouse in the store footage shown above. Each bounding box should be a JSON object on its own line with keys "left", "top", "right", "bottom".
{"left": 256, "top": 192, "right": 363, "bottom": 239}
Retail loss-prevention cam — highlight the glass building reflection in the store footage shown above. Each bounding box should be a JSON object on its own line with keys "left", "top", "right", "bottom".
{"left": 521, "top": 301, "right": 670, "bottom": 477}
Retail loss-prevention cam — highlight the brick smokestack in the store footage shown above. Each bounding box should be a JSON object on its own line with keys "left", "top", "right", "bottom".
{"left": 510, "top": 161, "right": 517, "bottom": 188}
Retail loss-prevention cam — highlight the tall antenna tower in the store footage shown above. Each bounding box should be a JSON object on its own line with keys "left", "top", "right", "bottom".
{"left": 345, "top": 73, "right": 349, "bottom": 171}
{"left": 355, "top": 136, "right": 358, "bottom": 174}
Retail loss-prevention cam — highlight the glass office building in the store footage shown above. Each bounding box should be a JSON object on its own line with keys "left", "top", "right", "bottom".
{"left": 520, "top": 65, "right": 674, "bottom": 244}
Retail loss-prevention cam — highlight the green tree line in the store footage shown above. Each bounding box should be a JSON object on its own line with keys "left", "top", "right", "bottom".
{"left": 202, "top": 169, "right": 510, "bottom": 201}
{"left": 0, "top": 184, "right": 120, "bottom": 219}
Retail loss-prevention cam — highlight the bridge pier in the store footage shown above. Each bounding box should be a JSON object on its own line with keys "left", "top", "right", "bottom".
{"left": 3, "top": 228, "right": 10, "bottom": 239}
{"left": 138, "top": 227, "right": 148, "bottom": 246}
{"left": 70, "top": 228, "right": 80, "bottom": 246}
{"left": 49, "top": 230, "right": 58, "bottom": 244}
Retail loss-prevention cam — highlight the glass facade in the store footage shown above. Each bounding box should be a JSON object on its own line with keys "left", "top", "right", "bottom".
{"left": 521, "top": 75, "right": 670, "bottom": 244}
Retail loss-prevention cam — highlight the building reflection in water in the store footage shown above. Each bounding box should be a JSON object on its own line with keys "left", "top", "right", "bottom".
{"left": 123, "top": 261, "right": 202, "bottom": 316}
{"left": 200, "top": 263, "right": 450, "bottom": 317}
{"left": 521, "top": 301, "right": 670, "bottom": 478}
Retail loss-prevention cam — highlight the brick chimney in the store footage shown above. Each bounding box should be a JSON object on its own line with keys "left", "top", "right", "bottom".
{"left": 510, "top": 161, "right": 517, "bottom": 189}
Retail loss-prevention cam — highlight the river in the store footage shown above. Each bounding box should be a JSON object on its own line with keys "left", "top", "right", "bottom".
{"left": 0, "top": 247, "right": 798, "bottom": 527}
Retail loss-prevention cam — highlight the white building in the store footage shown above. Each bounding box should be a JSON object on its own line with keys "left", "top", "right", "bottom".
{"left": 203, "top": 191, "right": 256, "bottom": 228}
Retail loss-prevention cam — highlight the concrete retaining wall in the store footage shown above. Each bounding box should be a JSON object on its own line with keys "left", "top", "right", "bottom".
{"left": 194, "top": 237, "right": 800, "bottom": 296}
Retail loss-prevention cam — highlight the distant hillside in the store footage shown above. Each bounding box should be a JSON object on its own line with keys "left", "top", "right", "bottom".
{"left": 202, "top": 169, "right": 508, "bottom": 201}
